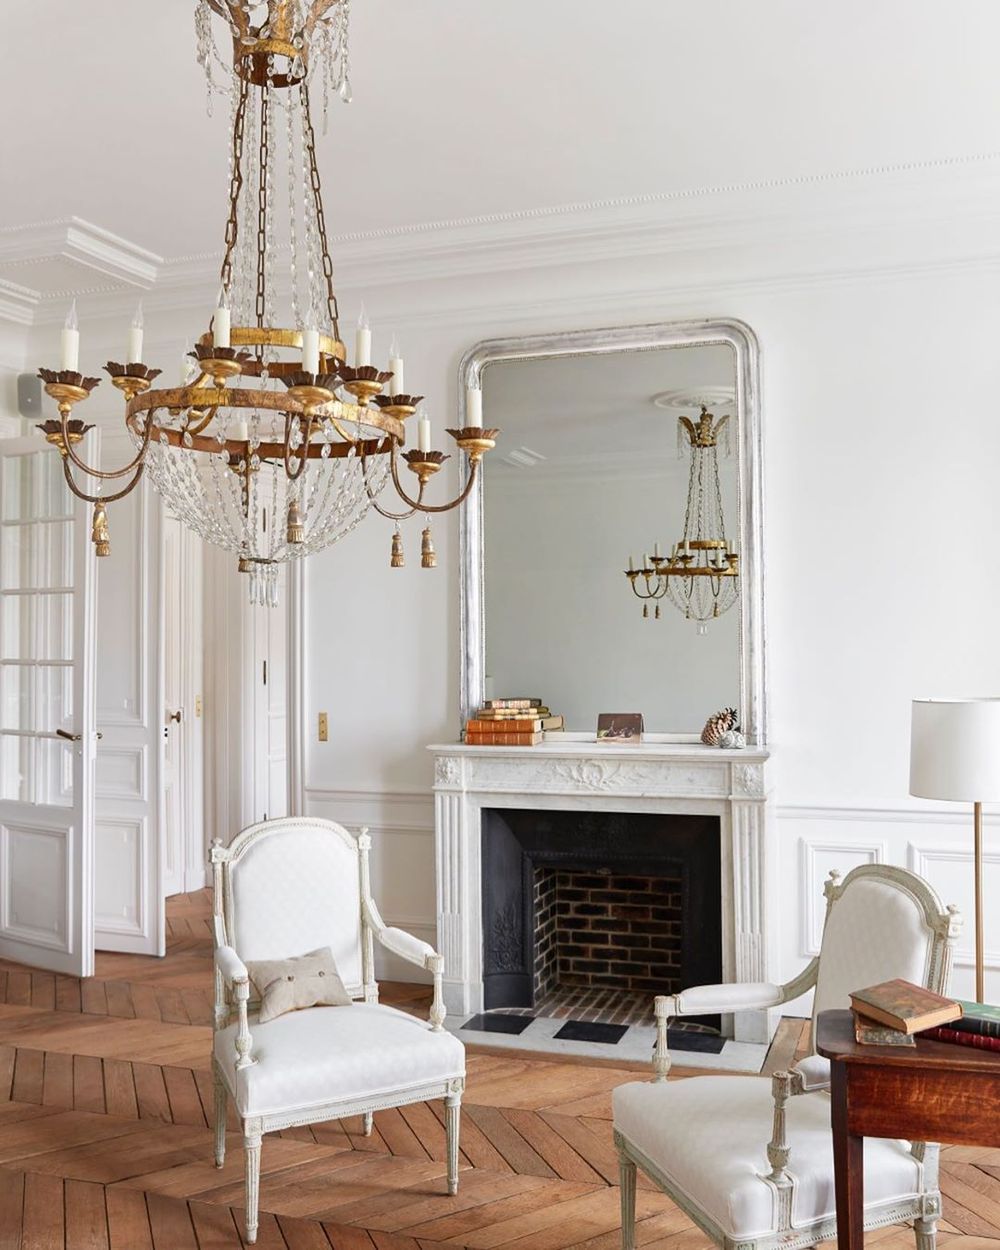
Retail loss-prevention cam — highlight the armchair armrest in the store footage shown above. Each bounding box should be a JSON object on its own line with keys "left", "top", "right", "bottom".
{"left": 213, "top": 945, "right": 254, "bottom": 1069}
{"left": 362, "top": 898, "right": 447, "bottom": 1032}
{"left": 215, "top": 944, "right": 249, "bottom": 986}
{"left": 672, "top": 981, "right": 786, "bottom": 1016}
{"left": 651, "top": 960, "right": 820, "bottom": 1082}
{"left": 377, "top": 925, "right": 437, "bottom": 970}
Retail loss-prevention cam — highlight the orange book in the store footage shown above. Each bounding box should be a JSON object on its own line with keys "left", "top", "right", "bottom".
{"left": 849, "top": 979, "right": 961, "bottom": 1034}
{"left": 466, "top": 715, "right": 563, "bottom": 733}
{"left": 464, "top": 730, "right": 543, "bottom": 746}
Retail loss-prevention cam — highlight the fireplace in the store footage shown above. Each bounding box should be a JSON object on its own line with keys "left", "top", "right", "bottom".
{"left": 430, "top": 740, "right": 774, "bottom": 1043}
{"left": 481, "top": 809, "right": 722, "bottom": 1023}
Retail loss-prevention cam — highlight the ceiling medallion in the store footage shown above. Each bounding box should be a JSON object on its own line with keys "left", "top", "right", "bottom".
{"left": 624, "top": 406, "right": 739, "bottom": 631}
{"left": 34, "top": 0, "right": 498, "bottom": 605}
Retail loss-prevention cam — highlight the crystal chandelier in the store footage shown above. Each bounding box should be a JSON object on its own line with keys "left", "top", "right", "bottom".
{"left": 34, "top": 0, "right": 497, "bottom": 605}
{"left": 624, "top": 406, "right": 738, "bottom": 631}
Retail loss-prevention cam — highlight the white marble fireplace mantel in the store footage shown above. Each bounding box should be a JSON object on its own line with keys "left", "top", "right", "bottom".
{"left": 429, "top": 739, "right": 776, "bottom": 1044}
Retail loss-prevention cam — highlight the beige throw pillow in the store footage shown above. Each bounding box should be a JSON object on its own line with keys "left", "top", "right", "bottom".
{"left": 246, "top": 946, "right": 352, "bottom": 1023}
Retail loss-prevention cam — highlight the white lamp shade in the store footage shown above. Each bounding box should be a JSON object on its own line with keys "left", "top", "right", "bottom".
{"left": 910, "top": 698, "right": 1000, "bottom": 802}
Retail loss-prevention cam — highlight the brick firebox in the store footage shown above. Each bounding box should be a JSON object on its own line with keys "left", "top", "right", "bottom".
{"left": 533, "top": 868, "right": 683, "bottom": 999}
{"left": 481, "top": 808, "right": 722, "bottom": 1019}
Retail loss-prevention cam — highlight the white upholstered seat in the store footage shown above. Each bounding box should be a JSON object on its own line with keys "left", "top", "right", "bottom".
{"left": 214, "top": 1002, "right": 465, "bottom": 1118}
{"left": 210, "top": 817, "right": 465, "bottom": 1244}
{"left": 613, "top": 864, "right": 961, "bottom": 1250}
{"left": 613, "top": 1077, "right": 921, "bottom": 1241}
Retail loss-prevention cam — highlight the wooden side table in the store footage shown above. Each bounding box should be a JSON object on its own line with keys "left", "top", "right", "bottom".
{"left": 816, "top": 1008, "right": 1000, "bottom": 1250}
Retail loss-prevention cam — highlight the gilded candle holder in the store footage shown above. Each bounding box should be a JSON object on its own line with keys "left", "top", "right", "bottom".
{"left": 283, "top": 370, "right": 340, "bottom": 414}
{"left": 190, "top": 344, "right": 250, "bottom": 389}
{"left": 403, "top": 448, "right": 449, "bottom": 486}
{"left": 445, "top": 425, "right": 500, "bottom": 462}
{"left": 105, "top": 361, "right": 162, "bottom": 402}
{"left": 35, "top": 417, "right": 95, "bottom": 456}
{"left": 339, "top": 364, "right": 392, "bottom": 407}
{"left": 374, "top": 393, "right": 423, "bottom": 422}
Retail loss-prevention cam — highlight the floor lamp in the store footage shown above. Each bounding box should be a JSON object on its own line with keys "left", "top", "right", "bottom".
{"left": 910, "top": 697, "right": 1000, "bottom": 1003}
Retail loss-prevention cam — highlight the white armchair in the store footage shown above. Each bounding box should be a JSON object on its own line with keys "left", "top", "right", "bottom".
{"left": 210, "top": 817, "right": 465, "bottom": 1245}
{"left": 613, "top": 863, "right": 961, "bottom": 1250}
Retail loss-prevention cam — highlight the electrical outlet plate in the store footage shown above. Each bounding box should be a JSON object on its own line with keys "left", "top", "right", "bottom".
{"left": 318, "top": 712, "right": 328, "bottom": 742}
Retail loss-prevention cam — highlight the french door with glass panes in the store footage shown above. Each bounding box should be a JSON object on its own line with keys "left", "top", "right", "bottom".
{"left": 0, "top": 436, "right": 97, "bottom": 976}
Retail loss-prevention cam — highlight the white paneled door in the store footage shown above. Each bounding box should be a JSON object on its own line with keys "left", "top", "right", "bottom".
{"left": 0, "top": 437, "right": 97, "bottom": 976}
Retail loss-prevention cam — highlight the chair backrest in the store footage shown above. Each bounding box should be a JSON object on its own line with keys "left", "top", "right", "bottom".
{"left": 212, "top": 817, "right": 367, "bottom": 997}
{"left": 811, "top": 863, "right": 960, "bottom": 1039}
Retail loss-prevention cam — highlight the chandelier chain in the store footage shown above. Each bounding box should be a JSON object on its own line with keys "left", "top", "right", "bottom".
{"left": 300, "top": 79, "right": 340, "bottom": 341}
{"left": 256, "top": 79, "right": 271, "bottom": 331}
{"left": 220, "top": 72, "right": 250, "bottom": 298}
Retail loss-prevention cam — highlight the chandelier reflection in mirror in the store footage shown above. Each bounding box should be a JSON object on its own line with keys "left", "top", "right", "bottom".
{"left": 35, "top": 0, "right": 497, "bottom": 606}
{"left": 624, "top": 406, "right": 738, "bottom": 632}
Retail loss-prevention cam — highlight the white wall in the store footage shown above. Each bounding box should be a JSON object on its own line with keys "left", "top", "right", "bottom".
{"left": 302, "top": 163, "right": 1000, "bottom": 1000}
{"left": 13, "top": 161, "right": 1000, "bottom": 997}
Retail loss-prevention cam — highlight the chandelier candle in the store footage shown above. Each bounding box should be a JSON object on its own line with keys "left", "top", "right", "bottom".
{"left": 32, "top": 0, "right": 498, "bottom": 605}
{"left": 128, "top": 304, "right": 144, "bottom": 365}
{"left": 61, "top": 302, "right": 80, "bottom": 372}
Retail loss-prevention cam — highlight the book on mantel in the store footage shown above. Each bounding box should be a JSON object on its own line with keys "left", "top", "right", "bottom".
{"left": 464, "top": 698, "right": 562, "bottom": 746}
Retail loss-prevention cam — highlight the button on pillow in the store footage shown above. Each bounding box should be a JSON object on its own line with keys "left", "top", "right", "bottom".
{"left": 245, "top": 947, "right": 352, "bottom": 1023}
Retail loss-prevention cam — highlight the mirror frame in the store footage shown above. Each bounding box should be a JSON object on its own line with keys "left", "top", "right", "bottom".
{"left": 458, "top": 318, "right": 766, "bottom": 745}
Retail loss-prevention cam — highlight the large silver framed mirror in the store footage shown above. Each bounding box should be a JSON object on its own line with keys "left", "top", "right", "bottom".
{"left": 458, "top": 319, "right": 765, "bottom": 744}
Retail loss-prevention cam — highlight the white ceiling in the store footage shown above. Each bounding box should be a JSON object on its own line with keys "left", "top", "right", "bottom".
{"left": 3, "top": 0, "right": 999, "bottom": 262}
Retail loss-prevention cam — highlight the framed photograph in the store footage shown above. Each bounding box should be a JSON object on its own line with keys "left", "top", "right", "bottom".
{"left": 596, "top": 712, "right": 644, "bottom": 742}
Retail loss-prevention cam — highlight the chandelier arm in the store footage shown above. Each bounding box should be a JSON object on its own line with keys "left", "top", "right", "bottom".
{"left": 184, "top": 406, "right": 218, "bottom": 436}
{"left": 282, "top": 414, "right": 315, "bottom": 481}
{"left": 360, "top": 450, "right": 423, "bottom": 520}
{"left": 61, "top": 455, "right": 145, "bottom": 506}
{"left": 388, "top": 441, "right": 481, "bottom": 514}
{"left": 59, "top": 406, "right": 153, "bottom": 480}
{"left": 327, "top": 414, "right": 357, "bottom": 444}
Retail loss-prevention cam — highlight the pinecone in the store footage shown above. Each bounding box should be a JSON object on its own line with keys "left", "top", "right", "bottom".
{"left": 701, "top": 707, "right": 738, "bottom": 746}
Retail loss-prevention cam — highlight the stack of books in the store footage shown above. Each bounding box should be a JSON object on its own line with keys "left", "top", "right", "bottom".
{"left": 850, "top": 979, "right": 961, "bottom": 1047}
{"left": 849, "top": 977, "right": 1000, "bottom": 1051}
{"left": 465, "top": 697, "right": 564, "bottom": 746}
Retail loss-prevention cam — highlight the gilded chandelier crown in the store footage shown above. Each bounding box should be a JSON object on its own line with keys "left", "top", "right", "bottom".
{"left": 35, "top": 0, "right": 498, "bottom": 605}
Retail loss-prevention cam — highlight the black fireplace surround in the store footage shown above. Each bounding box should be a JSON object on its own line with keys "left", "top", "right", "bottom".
{"left": 481, "top": 808, "right": 722, "bottom": 1017}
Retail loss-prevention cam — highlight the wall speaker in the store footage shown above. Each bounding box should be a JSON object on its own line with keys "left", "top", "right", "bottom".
{"left": 17, "top": 373, "right": 42, "bottom": 419}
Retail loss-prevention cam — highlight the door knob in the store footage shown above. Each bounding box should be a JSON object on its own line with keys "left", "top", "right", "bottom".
{"left": 168, "top": 709, "right": 183, "bottom": 724}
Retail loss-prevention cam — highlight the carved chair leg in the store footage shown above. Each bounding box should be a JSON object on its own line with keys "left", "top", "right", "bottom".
{"left": 362, "top": 1111, "right": 374, "bottom": 1137}
{"left": 619, "top": 1150, "right": 637, "bottom": 1250}
{"left": 243, "top": 1123, "right": 262, "bottom": 1245}
{"left": 915, "top": 1215, "right": 939, "bottom": 1250}
{"left": 213, "top": 1067, "right": 227, "bottom": 1168}
{"left": 445, "top": 1092, "right": 461, "bottom": 1195}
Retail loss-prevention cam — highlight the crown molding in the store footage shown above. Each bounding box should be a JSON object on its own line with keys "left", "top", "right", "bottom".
{"left": 5, "top": 153, "right": 1000, "bottom": 329}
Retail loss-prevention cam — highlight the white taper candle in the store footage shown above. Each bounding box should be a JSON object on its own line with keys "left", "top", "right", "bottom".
{"left": 61, "top": 300, "right": 80, "bottom": 372}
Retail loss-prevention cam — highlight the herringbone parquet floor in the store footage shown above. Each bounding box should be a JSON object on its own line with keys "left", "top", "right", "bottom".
{"left": 0, "top": 890, "right": 998, "bottom": 1248}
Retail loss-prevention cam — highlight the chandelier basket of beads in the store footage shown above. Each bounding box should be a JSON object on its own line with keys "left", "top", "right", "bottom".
{"left": 624, "top": 406, "right": 738, "bottom": 632}
{"left": 34, "top": 0, "right": 498, "bottom": 605}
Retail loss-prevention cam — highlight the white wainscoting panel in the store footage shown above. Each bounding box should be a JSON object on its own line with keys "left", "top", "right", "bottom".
{"left": 305, "top": 788, "right": 436, "bottom": 983}
{"left": 799, "top": 836, "right": 886, "bottom": 958}
{"left": 778, "top": 805, "right": 999, "bottom": 1006}
{"left": 0, "top": 822, "right": 70, "bottom": 951}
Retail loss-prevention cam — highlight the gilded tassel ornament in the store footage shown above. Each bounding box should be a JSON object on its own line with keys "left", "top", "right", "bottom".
{"left": 390, "top": 527, "right": 404, "bottom": 568}
{"left": 286, "top": 500, "right": 304, "bottom": 544}
{"left": 421, "top": 524, "right": 437, "bottom": 569}
{"left": 91, "top": 501, "right": 110, "bottom": 557}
